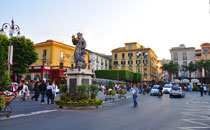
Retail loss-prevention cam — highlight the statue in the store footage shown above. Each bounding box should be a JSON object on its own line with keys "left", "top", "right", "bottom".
{"left": 72, "top": 32, "right": 87, "bottom": 69}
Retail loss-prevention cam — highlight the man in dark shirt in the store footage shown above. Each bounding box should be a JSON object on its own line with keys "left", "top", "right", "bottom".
{"left": 39, "top": 81, "right": 47, "bottom": 104}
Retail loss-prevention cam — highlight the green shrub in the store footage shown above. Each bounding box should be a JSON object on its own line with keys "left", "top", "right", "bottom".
{"left": 121, "top": 89, "right": 126, "bottom": 95}
{"left": 76, "top": 85, "right": 89, "bottom": 101}
{"left": 110, "top": 90, "right": 116, "bottom": 96}
{"left": 90, "top": 84, "right": 98, "bottom": 99}
{"left": 0, "top": 71, "right": 12, "bottom": 91}
{"left": 59, "top": 84, "right": 68, "bottom": 93}
{"left": 108, "top": 81, "right": 114, "bottom": 89}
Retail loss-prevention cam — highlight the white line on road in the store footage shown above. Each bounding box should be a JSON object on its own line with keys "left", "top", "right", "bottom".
{"left": 0, "top": 109, "right": 57, "bottom": 120}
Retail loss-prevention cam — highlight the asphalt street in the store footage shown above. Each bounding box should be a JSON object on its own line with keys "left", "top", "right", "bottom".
{"left": 0, "top": 92, "right": 210, "bottom": 130}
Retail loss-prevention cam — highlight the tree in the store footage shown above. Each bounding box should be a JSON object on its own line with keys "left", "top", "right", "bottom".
{"left": 0, "top": 35, "right": 38, "bottom": 81}
{"left": 162, "top": 61, "right": 178, "bottom": 82}
{"left": 203, "top": 60, "right": 210, "bottom": 84}
{"left": 196, "top": 60, "right": 204, "bottom": 84}
{"left": 0, "top": 35, "right": 12, "bottom": 90}
{"left": 187, "top": 61, "right": 196, "bottom": 79}
{"left": 10, "top": 36, "right": 38, "bottom": 81}
{"left": 0, "top": 35, "right": 10, "bottom": 71}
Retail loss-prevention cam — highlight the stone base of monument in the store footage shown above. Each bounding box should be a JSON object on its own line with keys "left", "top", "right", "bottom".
{"left": 65, "top": 68, "right": 94, "bottom": 94}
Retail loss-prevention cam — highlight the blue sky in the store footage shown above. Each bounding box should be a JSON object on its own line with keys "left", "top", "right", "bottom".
{"left": 1, "top": 0, "right": 210, "bottom": 60}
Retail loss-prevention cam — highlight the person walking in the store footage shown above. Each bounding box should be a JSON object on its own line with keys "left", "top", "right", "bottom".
{"left": 31, "top": 81, "right": 40, "bottom": 101}
{"left": 39, "top": 81, "right": 47, "bottom": 104}
{"left": 199, "top": 85, "right": 204, "bottom": 97}
{"left": 22, "top": 81, "right": 29, "bottom": 101}
{"left": 47, "top": 82, "right": 54, "bottom": 104}
{"left": 132, "top": 84, "right": 138, "bottom": 107}
{"left": 52, "top": 81, "right": 58, "bottom": 101}
{"left": 203, "top": 85, "right": 207, "bottom": 95}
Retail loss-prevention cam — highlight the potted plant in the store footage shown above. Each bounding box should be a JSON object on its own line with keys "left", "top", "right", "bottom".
{"left": 0, "top": 71, "right": 14, "bottom": 109}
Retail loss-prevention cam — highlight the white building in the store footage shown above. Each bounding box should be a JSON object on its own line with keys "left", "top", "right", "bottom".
{"left": 88, "top": 50, "right": 111, "bottom": 72}
{"left": 170, "top": 44, "right": 195, "bottom": 78}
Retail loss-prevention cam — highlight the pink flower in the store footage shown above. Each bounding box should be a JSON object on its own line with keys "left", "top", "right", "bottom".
{"left": 0, "top": 91, "right": 3, "bottom": 95}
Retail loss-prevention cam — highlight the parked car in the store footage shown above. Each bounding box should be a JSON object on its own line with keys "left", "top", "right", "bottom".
{"left": 169, "top": 86, "right": 185, "bottom": 98}
{"left": 163, "top": 84, "right": 172, "bottom": 94}
{"left": 150, "top": 85, "right": 160, "bottom": 96}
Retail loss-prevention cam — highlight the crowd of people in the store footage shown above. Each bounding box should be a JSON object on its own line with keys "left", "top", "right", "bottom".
{"left": 12, "top": 80, "right": 58, "bottom": 104}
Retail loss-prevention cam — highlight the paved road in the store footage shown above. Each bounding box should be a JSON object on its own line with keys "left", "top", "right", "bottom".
{"left": 0, "top": 92, "right": 210, "bottom": 130}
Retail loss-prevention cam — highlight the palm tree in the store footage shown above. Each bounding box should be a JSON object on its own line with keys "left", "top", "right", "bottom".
{"left": 185, "top": 61, "right": 196, "bottom": 79}
{"left": 196, "top": 60, "right": 204, "bottom": 84}
{"left": 162, "top": 61, "right": 178, "bottom": 82}
{"left": 203, "top": 60, "right": 210, "bottom": 84}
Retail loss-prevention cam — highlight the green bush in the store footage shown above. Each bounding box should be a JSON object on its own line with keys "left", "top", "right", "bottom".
{"left": 76, "top": 85, "right": 89, "bottom": 101}
{"left": 121, "top": 89, "right": 126, "bottom": 95}
{"left": 110, "top": 90, "right": 116, "bottom": 96}
{"left": 59, "top": 84, "right": 68, "bottom": 93}
{"left": 90, "top": 84, "right": 98, "bottom": 99}
{"left": 108, "top": 81, "right": 114, "bottom": 89}
{"left": 0, "top": 71, "right": 12, "bottom": 91}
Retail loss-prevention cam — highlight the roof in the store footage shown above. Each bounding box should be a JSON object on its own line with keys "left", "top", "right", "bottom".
{"left": 201, "top": 43, "right": 210, "bottom": 46}
{"left": 35, "top": 40, "right": 75, "bottom": 49}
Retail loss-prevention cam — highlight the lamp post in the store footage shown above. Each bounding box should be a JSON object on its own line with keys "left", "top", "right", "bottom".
{"left": 136, "top": 49, "right": 148, "bottom": 93}
{"left": 1, "top": 19, "right": 20, "bottom": 75}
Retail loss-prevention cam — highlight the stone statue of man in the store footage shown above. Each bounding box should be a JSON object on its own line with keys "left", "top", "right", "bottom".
{"left": 72, "top": 32, "right": 87, "bottom": 69}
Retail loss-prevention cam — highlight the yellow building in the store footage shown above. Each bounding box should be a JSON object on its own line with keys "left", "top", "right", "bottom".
{"left": 111, "top": 42, "right": 159, "bottom": 82}
{"left": 24, "top": 40, "right": 89, "bottom": 84}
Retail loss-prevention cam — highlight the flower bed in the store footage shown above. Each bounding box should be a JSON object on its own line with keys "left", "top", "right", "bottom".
{"left": 55, "top": 99, "right": 103, "bottom": 110}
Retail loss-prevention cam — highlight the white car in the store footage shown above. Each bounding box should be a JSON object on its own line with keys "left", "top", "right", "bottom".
{"left": 163, "top": 84, "right": 172, "bottom": 94}
{"left": 150, "top": 85, "right": 160, "bottom": 96}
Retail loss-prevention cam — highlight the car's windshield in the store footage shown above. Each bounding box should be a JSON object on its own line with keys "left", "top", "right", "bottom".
{"left": 153, "top": 86, "right": 159, "bottom": 89}
{"left": 172, "top": 87, "right": 180, "bottom": 90}
{"left": 164, "top": 86, "right": 172, "bottom": 88}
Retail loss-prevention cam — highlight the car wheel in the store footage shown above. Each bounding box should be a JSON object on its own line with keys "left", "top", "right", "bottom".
{"left": 169, "top": 95, "right": 172, "bottom": 98}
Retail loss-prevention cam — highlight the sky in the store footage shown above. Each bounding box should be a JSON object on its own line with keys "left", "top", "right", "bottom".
{"left": 1, "top": 0, "right": 210, "bottom": 60}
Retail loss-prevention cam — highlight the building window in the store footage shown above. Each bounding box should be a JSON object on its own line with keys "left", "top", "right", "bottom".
{"left": 136, "top": 60, "right": 140, "bottom": 66}
{"left": 121, "top": 61, "right": 126, "bottom": 67}
{"left": 183, "top": 52, "right": 187, "bottom": 60}
{"left": 174, "top": 53, "right": 178, "bottom": 61}
{"left": 128, "top": 60, "right": 133, "bottom": 67}
{"left": 61, "top": 51, "right": 64, "bottom": 60}
{"left": 122, "top": 53, "right": 125, "bottom": 60}
{"left": 43, "top": 50, "right": 47, "bottom": 56}
{"left": 60, "top": 62, "right": 63, "bottom": 69}
{"left": 113, "top": 61, "right": 118, "bottom": 67}
{"left": 42, "top": 50, "right": 47, "bottom": 60}
{"left": 128, "top": 53, "right": 133, "bottom": 59}
{"left": 114, "top": 54, "right": 117, "bottom": 60}
{"left": 101, "top": 58, "right": 104, "bottom": 65}
{"left": 128, "top": 45, "right": 132, "bottom": 50}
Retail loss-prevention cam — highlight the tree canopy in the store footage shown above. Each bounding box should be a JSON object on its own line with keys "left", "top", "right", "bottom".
{"left": 0, "top": 35, "right": 38, "bottom": 81}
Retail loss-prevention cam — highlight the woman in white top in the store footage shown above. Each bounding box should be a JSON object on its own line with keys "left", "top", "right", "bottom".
{"left": 22, "top": 81, "right": 29, "bottom": 101}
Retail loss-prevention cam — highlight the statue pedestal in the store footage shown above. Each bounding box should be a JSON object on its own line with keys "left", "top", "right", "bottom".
{"left": 65, "top": 68, "right": 94, "bottom": 94}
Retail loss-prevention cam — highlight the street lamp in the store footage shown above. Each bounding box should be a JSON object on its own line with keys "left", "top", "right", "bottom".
{"left": 1, "top": 19, "right": 21, "bottom": 75}
{"left": 136, "top": 49, "right": 148, "bottom": 92}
